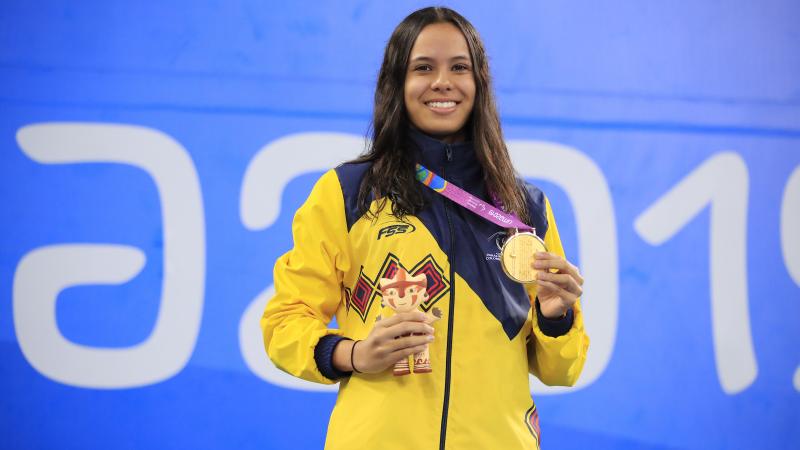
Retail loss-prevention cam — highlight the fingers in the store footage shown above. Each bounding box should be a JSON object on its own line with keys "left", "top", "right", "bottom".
{"left": 374, "top": 310, "right": 430, "bottom": 329}
{"left": 533, "top": 251, "right": 558, "bottom": 260}
{"left": 385, "top": 333, "right": 434, "bottom": 354}
{"left": 358, "top": 311, "right": 438, "bottom": 373}
{"left": 533, "top": 252, "right": 584, "bottom": 286}
{"left": 390, "top": 343, "right": 430, "bottom": 361}
{"left": 536, "top": 280, "right": 579, "bottom": 308}
{"left": 536, "top": 271, "right": 583, "bottom": 297}
{"left": 382, "top": 320, "right": 435, "bottom": 339}
{"left": 533, "top": 252, "right": 575, "bottom": 274}
{"left": 356, "top": 329, "right": 433, "bottom": 373}
{"left": 369, "top": 318, "right": 433, "bottom": 355}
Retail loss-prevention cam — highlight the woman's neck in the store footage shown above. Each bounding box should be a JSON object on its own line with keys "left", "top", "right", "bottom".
{"left": 409, "top": 124, "right": 468, "bottom": 144}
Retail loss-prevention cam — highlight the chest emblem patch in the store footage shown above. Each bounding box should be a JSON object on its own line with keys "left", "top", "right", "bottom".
{"left": 344, "top": 253, "right": 450, "bottom": 323}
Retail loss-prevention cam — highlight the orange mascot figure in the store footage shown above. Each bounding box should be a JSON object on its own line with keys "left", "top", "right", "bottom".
{"left": 379, "top": 268, "right": 442, "bottom": 375}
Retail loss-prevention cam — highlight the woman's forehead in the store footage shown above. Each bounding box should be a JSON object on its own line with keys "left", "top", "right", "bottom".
{"left": 409, "top": 22, "right": 470, "bottom": 60}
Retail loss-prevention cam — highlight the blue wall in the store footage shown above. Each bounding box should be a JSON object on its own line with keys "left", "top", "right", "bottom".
{"left": 2, "top": 1, "right": 799, "bottom": 449}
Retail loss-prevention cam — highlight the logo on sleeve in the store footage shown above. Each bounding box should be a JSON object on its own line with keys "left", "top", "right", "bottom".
{"left": 377, "top": 223, "right": 416, "bottom": 240}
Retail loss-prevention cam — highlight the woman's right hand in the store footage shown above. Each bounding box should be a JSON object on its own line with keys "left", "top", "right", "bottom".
{"left": 333, "top": 311, "right": 434, "bottom": 374}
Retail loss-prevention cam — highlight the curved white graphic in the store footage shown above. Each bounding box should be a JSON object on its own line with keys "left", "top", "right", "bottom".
{"left": 239, "top": 285, "right": 337, "bottom": 392}
{"left": 509, "top": 140, "right": 619, "bottom": 394}
{"left": 240, "top": 132, "right": 366, "bottom": 230}
{"left": 782, "top": 166, "right": 800, "bottom": 286}
{"left": 240, "top": 132, "right": 361, "bottom": 390}
{"left": 635, "top": 152, "right": 756, "bottom": 394}
{"left": 14, "top": 245, "right": 145, "bottom": 386}
{"left": 14, "top": 123, "right": 206, "bottom": 389}
{"left": 780, "top": 166, "right": 800, "bottom": 392}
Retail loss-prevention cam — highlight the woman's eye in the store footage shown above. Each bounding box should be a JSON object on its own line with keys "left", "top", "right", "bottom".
{"left": 414, "top": 64, "right": 432, "bottom": 72}
{"left": 453, "top": 64, "right": 470, "bottom": 72}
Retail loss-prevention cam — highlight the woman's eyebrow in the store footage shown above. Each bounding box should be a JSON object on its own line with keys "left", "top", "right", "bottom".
{"left": 410, "top": 54, "right": 471, "bottom": 63}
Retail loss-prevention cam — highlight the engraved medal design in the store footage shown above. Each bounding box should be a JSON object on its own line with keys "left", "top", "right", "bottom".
{"left": 500, "top": 231, "right": 547, "bottom": 284}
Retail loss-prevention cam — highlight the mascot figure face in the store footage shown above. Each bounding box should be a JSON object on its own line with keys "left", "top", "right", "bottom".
{"left": 379, "top": 268, "right": 430, "bottom": 313}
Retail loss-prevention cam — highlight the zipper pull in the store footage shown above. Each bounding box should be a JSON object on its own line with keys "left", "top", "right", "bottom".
{"left": 445, "top": 144, "right": 453, "bottom": 162}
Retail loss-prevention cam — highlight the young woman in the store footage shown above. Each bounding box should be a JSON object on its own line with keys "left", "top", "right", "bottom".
{"left": 261, "top": 7, "right": 588, "bottom": 450}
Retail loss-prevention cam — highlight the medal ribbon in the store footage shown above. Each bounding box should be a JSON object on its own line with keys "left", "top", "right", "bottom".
{"left": 415, "top": 164, "right": 533, "bottom": 232}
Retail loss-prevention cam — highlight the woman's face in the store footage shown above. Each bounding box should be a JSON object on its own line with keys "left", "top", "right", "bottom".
{"left": 404, "top": 22, "right": 476, "bottom": 143}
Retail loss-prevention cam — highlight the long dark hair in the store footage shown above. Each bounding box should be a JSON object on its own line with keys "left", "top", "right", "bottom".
{"left": 352, "top": 6, "right": 530, "bottom": 224}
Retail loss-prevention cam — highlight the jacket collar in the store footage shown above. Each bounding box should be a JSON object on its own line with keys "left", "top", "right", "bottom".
{"left": 408, "top": 127, "right": 483, "bottom": 188}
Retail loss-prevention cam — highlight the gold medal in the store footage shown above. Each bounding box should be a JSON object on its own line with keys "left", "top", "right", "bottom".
{"left": 500, "top": 231, "right": 547, "bottom": 284}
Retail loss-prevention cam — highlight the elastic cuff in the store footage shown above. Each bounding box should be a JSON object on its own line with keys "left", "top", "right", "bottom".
{"left": 535, "top": 298, "right": 574, "bottom": 337}
{"left": 314, "top": 335, "right": 352, "bottom": 381}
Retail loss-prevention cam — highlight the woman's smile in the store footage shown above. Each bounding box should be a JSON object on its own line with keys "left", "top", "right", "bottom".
{"left": 425, "top": 99, "right": 460, "bottom": 113}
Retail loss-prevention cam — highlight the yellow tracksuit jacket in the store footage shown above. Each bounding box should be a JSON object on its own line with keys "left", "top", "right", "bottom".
{"left": 261, "top": 130, "right": 589, "bottom": 450}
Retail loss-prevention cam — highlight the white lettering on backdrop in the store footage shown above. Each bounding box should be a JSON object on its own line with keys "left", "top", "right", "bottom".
{"left": 635, "top": 153, "right": 756, "bottom": 394}
{"left": 780, "top": 166, "right": 800, "bottom": 392}
{"left": 14, "top": 123, "right": 206, "bottom": 389}
{"left": 15, "top": 124, "right": 786, "bottom": 395}
{"left": 509, "top": 140, "right": 619, "bottom": 394}
{"left": 239, "top": 133, "right": 362, "bottom": 393}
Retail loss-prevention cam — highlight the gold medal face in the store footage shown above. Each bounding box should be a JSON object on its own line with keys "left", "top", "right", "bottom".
{"left": 500, "top": 232, "right": 547, "bottom": 284}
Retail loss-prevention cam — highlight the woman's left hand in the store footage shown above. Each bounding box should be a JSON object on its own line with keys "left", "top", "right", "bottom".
{"left": 532, "top": 252, "right": 584, "bottom": 319}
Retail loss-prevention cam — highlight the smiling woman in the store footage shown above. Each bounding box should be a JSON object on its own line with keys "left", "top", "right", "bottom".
{"left": 261, "top": 6, "right": 589, "bottom": 450}
{"left": 404, "top": 22, "right": 476, "bottom": 143}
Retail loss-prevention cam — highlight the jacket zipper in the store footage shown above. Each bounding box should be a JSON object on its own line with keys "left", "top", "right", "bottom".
{"left": 439, "top": 144, "right": 455, "bottom": 450}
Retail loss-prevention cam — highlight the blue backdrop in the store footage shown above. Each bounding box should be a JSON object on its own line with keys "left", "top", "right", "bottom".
{"left": 2, "top": 1, "right": 799, "bottom": 449}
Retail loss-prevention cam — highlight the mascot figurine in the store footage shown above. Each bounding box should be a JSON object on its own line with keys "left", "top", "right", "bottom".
{"left": 379, "top": 268, "right": 442, "bottom": 376}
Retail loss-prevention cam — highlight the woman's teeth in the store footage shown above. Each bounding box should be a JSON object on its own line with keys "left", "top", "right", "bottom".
{"left": 427, "top": 101, "right": 456, "bottom": 108}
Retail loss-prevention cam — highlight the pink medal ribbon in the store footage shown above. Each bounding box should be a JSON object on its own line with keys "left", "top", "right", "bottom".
{"left": 415, "top": 164, "right": 533, "bottom": 232}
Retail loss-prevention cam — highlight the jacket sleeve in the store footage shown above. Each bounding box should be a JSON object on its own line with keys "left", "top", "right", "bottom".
{"left": 527, "top": 196, "right": 590, "bottom": 386}
{"left": 260, "top": 169, "right": 352, "bottom": 384}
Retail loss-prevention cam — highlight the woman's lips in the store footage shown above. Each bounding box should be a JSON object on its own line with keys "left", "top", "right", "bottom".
{"left": 425, "top": 100, "right": 458, "bottom": 113}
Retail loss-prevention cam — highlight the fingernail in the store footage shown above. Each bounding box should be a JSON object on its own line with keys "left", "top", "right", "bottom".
{"left": 533, "top": 261, "right": 544, "bottom": 268}
{"left": 427, "top": 335, "right": 434, "bottom": 341}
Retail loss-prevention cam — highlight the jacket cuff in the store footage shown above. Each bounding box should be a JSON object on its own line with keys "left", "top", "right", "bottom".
{"left": 314, "top": 334, "right": 352, "bottom": 381}
{"left": 535, "top": 298, "right": 574, "bottom": 337}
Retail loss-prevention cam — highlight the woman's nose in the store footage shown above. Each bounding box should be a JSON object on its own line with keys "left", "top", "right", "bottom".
{"left": 431, "top": 70, "right": 452, "bottom": 91}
